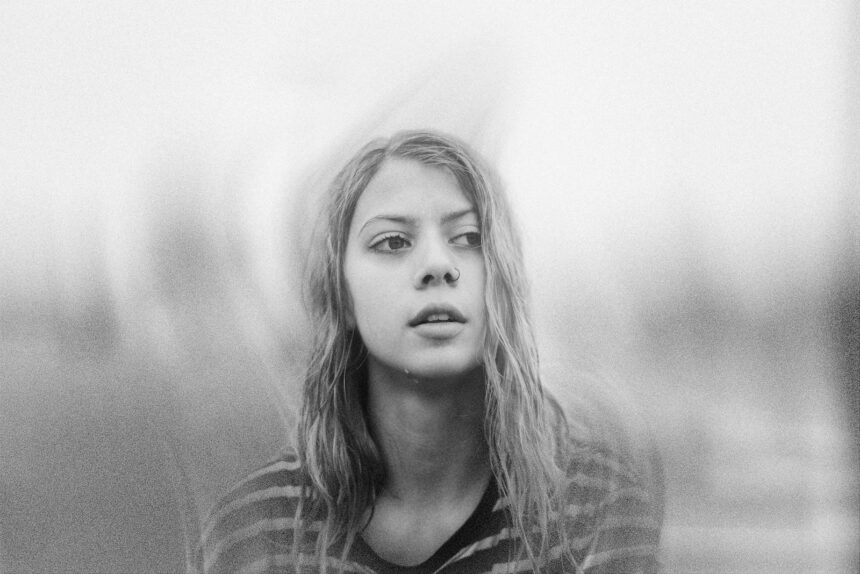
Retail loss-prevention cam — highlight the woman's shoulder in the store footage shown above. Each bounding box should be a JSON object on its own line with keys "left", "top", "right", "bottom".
{"left": 555, "top": 406, "right": 664, "bottom": 573}
{"left": 203, "top": 447, "right": 306, "bottom": 531}
{"left": 551, "top": 390, "right": 663, "bottom": 505}
{"left": 561, "top": 435, "right": 653, "bottom": 512}
{"left": 561, "top": 399, "right": 663, "bottom": 496}
{"left": 210, "top": 448, "right": 304, "bottom": 509}
{"left": 199, "top": 448, "right": 311, "bottom": 574}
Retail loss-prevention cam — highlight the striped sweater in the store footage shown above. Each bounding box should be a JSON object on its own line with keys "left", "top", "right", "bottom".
{"left": 200, "top": 441, "right": 661, "bottom": 574}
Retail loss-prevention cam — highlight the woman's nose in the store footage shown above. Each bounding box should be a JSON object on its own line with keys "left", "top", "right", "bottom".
{"left": 414, "top": 239, "right": 459, "bottom": 288}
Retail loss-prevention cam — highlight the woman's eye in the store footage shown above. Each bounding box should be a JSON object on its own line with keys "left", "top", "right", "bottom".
{"left": 371, "top": 233, "right": 412, "bottom": 252}
{"left": 452, "top": 231, "right": 482, "bottom": 248}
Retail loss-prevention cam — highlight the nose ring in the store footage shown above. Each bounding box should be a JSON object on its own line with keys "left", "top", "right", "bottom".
{"left": 448, "top": 267, "right": 461, "bottom": 282}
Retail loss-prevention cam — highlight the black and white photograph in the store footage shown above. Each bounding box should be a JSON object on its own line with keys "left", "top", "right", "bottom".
{"left": 1, "top": 3, "right": 857, "bottom": 573}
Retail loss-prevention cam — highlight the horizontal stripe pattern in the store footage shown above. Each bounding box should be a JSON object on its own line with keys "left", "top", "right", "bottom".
{"left": 201, "top": 439, "right": 661, "bottom": 573}
{"left": 237, "top": 554, "right": 379, "bottom": 574}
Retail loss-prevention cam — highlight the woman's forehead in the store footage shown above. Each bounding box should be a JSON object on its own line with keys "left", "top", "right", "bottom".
{"left": 351, "top": 157, "right": 474, "bottom": 224}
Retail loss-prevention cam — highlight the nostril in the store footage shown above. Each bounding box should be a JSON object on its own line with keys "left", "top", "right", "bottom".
{"left": 416, "top": 265, "right": 458, "bottom": 287}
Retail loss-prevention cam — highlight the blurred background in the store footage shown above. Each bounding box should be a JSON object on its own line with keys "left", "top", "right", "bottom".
{"left": 1, "top": 2, "right": 857, "bottom": 573}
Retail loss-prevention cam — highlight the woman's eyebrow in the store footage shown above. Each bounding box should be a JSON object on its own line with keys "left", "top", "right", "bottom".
{"left": 358, "top": 208, "right": 475, "bottom": 234}
{"left": 441, "top": 208, "right": 477, "bottom": 224}
{"left": 358, "top": 215, "right": 416, "bottom": 234}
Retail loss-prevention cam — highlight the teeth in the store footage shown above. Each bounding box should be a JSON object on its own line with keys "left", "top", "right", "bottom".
{"left": 426, "top": 313, "right": 451, "bottom": 323}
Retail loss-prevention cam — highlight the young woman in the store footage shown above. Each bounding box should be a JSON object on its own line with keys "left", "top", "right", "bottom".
{"left": 200, "top": 131, "right": 662, "bottom": 573}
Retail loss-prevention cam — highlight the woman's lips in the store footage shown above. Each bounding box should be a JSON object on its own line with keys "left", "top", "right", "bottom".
{"left": 409, "top": 304, "right": 466, "bottom": 339}
{"left": 409, "top": 304, "right": 466, "bottom": 327}
{"left": 411, "top": 320, "right": 466, "bottom": 339}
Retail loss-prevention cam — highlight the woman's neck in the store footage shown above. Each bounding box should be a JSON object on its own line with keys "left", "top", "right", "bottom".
{"left": 365, "top": 360, "right": 491, "bottom": 506}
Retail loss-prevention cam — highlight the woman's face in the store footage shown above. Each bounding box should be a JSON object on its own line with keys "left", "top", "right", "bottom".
{"left": 344, "top": 157, "right": 487, "bottom": 383}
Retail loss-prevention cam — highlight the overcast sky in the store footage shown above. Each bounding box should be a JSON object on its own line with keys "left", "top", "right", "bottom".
{"left": 1, "top": 1, "right": 852, "bottom": 335}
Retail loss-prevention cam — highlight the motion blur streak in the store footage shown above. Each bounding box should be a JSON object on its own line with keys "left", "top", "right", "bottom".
{"left": 1, "top": 2, "right": 857, "bottom": 573}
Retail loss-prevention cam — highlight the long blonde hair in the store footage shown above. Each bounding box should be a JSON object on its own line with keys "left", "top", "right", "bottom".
{"left": 295, "top": 130, "right": 570, "bottom": 571}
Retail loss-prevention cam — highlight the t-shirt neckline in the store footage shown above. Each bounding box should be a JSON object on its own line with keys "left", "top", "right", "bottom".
{"left": 351, "top": 474, "right": 499, "bottom": 574}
